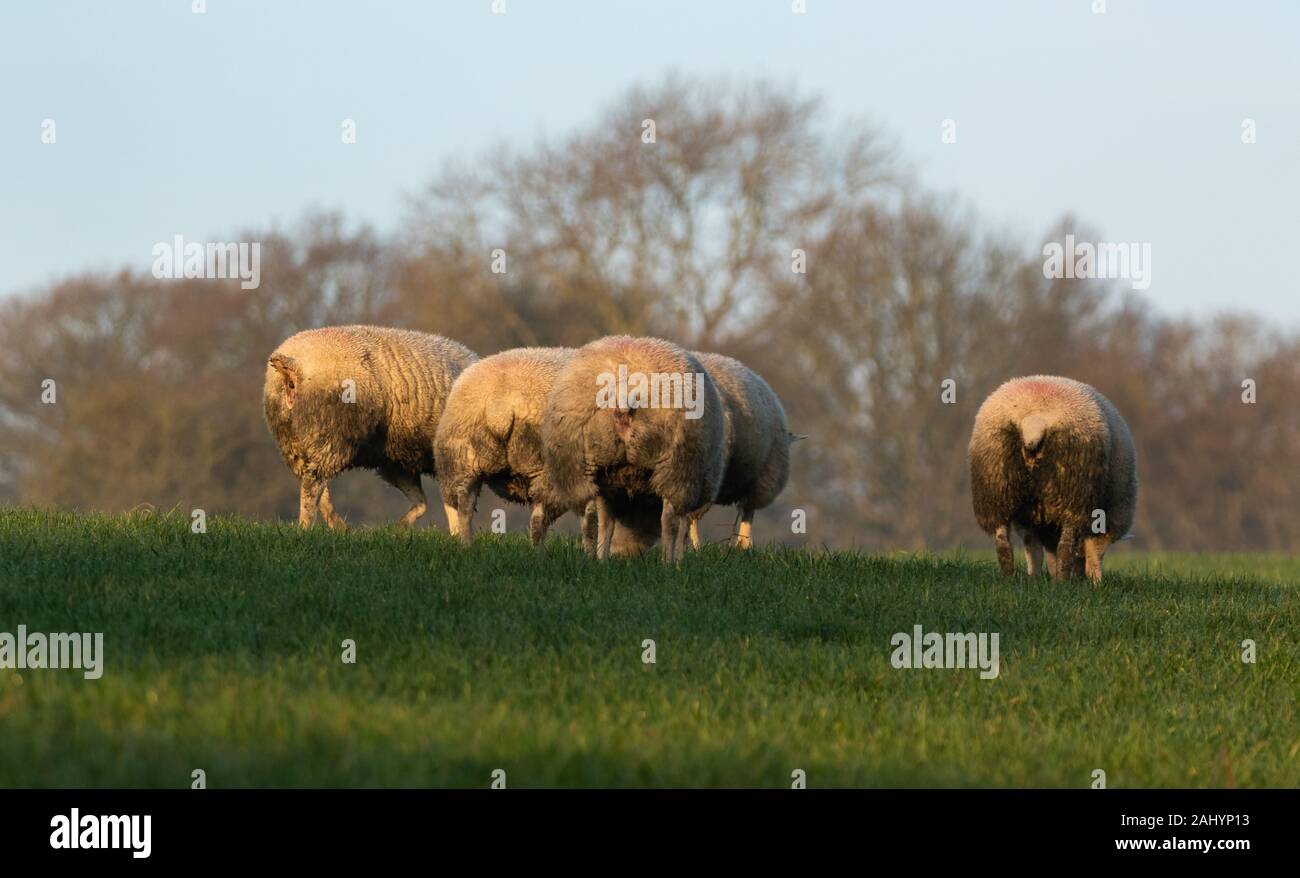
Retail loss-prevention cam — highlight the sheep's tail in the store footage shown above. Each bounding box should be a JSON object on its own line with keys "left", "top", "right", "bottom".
{"left": 482, "top": 394, "right": 516, "bottom": 444}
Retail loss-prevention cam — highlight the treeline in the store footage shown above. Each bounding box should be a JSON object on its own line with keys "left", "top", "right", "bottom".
{"left": 2, "top": 78, "right": 1297, "bottom": 551}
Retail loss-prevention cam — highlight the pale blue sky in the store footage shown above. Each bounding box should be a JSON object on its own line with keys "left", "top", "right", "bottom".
{"left": 2, "top": 1, "right": 1297, "bottom": 322}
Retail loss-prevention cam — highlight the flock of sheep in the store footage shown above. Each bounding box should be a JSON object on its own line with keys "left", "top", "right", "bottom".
{"left": 263, "top": 325, "right": 1137, "bottom": 580}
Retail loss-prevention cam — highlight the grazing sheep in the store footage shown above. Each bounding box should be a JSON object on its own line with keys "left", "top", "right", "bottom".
{"left": 434, "top": 347, "right": 596, "bottom": 550}
{"left": 542, "top": 335, "right": 726, "bottom": 562}
{"left": 968, "top": 375, "right": 1137, "bottom": 582}
{"left": 611, "top": 352, "right": 798, "bottom": 553}
{"left": 264, "top": 325, "right": 478, "bottom": 530}
{"left": 684, "top": 352, "right": 796, "bottom": 550}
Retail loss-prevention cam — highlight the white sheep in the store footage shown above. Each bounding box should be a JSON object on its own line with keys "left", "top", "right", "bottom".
{"left": 969, "top": 375, "right": 1137, "bottom": 582}
{"left": 434, "top": 347, "right": 596, "bottom": 550}
{"left": 264, "top": 325, "right": 478, "bottom": 530}
{"left": 542, "top": 335, "right": 726, "bottom": 561}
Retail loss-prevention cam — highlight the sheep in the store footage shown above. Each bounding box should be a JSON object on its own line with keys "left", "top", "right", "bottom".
{"left": 608, "top": 352, "right": 799, "bottom": 554}
{"left": 433, "top": 347, "right": 597, "bottom": 551}
{"left": 683, "top": 352, "right": 796, "bottom": 550}
{"left": 968, "top": 375, "right": 1137, "bottom": 582}
{"left": 542, "top": 335, "right": 726, "bottom": 562}
{"left": 263, "top": 325, "right": 478, "bottom": 531}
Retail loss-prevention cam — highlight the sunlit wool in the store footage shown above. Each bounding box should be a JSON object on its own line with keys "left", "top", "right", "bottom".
{"left": 610, "top": 351, "right": 797, "bottom": 554}
{"left": 263, "top": 325, "right": 478, "bottom": 530}
{"left": 968, "top": 375, "right": 1137, "bottom": 582}
{"left": 434, "top": 347, "right": 596, "bottom": 550}
{"left": 542, "top": 335, "right": 725, "bottom": 562}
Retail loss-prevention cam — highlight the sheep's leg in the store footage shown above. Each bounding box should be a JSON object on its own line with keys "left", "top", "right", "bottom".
{"left": 1023, "top": 530, "right": 1043, "bottom": 577}
{"left": 1044, "top": 549, "right": 1059, "bottom": 579}
{"left": 686, "top": 502, "right": 712, "bottom": 551}
{"left": 660, "top": 500, "right": 681, "bottom": 563}
{"left": 380, "top": 468, "right": 427, "bottom": 527}
{"left": 318, "top": 485, "right": 347, "bottom": 532}
{"left": 579, "top": 501, "right": 598, "bottom": 558}
{"left": 673, "top": 513, "right": 690, "bottom": 559}
{"left": 994, "top": 524, "right": 1014, "bottom": 576}
{"left": 1055, "top": 522, "right": 1080, "bottom": 581}
{"left": 528, "top": 504, "right": 545, "bottom": 546}
{"left": 455, "top": 479, "right": 481, "bottom": 546}
{"left": 299, "top": 476, "right": 326, "bottom": 529}
{"left": 595, "top": 495, "right": 615, "bottom": 560}
{"left": 529, "top": 502, "right": 563, "bottom": 547}
{"left": 443, "top": 501, "right": 460, "bottom": 537}
{"left": 736, "top": 507, "right": 755, "bottom": 550}
{"left": 1084, "top": 535, "right": 1110, "bottom": 583}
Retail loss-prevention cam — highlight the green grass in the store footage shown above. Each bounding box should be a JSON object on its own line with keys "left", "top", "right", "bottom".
{"left": 1, "top": 508, "right": 1297, "bottom": 788}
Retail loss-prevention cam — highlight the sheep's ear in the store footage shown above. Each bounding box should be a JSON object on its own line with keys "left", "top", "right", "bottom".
{"left": 789, "top": 432, "right": 809, "bottom": 443}
{"left": 268, "top": 353, "right": 300, "bottom": 382}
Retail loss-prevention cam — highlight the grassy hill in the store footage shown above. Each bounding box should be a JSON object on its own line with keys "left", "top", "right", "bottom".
{"left": 1, "top": 509, "right": 1296, "bottom": 787}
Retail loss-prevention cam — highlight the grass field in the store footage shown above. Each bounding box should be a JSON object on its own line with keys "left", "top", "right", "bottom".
{"left": 1, "top": 508, "right": 1297, "bottom": 788}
